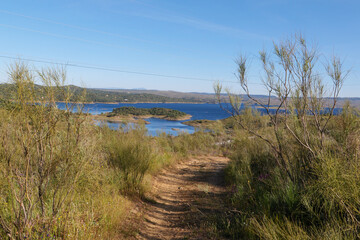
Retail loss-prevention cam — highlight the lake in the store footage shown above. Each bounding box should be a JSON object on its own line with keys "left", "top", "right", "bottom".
{"left": 57, "top": 102, "right": 231, "bottom": 136}
{"left": 56, "top": 102, "right": 343, "bottom": 136}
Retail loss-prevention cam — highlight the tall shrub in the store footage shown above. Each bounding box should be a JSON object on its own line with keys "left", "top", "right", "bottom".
{"left": 0, "top": 62, "right": 88, "bottom": 239}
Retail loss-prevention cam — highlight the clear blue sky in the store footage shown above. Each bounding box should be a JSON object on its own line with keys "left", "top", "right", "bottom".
{"left": 0, "top": 0, "right": 359, "bottom": 96}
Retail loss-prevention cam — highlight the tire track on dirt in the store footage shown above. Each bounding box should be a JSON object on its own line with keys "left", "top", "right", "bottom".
{"left": 136, "top": 156, "right": 230, "bottom": 240}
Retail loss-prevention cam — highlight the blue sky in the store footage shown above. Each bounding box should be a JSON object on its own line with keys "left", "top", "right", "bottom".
{"left": 0, "top": 0, "right": 359, "bottom": 96}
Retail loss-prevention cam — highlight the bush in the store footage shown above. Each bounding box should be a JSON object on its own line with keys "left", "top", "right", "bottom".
{"left": 220, "top": 110, "right": 360, "bottom": 238}
{"left": 102, "top": 125, "right": 154, "bottom": 194}
{"left": 0, "top": 63, "right": 132, "bottom": 239}
{"left": 214, "top": 35, "right": 360, "bottom": 239}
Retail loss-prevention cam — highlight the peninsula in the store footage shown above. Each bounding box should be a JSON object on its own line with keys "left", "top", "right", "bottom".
{"left": 94, "top": 106, "right": 192, "bottom": 123}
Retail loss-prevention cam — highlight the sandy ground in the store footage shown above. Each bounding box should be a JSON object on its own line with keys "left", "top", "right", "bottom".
{"left": 135, "top": 156, "right": 230, "bottom": 240}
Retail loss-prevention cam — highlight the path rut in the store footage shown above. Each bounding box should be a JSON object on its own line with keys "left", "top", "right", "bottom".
{"left": 136, "top": 156, "right": 230, "bottom": 240}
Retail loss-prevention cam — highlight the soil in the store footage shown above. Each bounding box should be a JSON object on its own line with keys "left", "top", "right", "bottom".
{"left": 134, "top": 156, "right": 230, "bottom": 240}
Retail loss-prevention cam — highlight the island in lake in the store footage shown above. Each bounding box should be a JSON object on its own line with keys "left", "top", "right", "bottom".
{"left": 94, "top": 106, "right": 192, "bottom": 123}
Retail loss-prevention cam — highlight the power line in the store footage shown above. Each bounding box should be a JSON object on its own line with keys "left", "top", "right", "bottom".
{"left": 0, "top": 54, "right": 239, "bottom": 84}
{"left": 0, "top": 11, "right": 273, "bottom": 86}
{"left": 1, "top": 10, "right": 357, "bottom": 88}
{"left": 0, "top": 54, "right": 354, "bottom": 87}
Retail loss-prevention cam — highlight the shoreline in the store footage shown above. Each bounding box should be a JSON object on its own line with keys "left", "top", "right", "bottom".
{"left": 36, "top": 101, "right": 210, "bottom": 104}
{"left": 79, "top": 101, "right": 209, "bottom": 104}
{"left": 93, "top": 113, "right": 192, "bottom": 124}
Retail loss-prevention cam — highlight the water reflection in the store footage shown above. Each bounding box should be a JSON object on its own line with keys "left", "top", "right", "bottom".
{"left": 94, "top": 118, "right": 194, "bottom": 137}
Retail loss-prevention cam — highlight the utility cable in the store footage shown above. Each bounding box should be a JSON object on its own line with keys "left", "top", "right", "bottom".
{"left": 0, "top": 54, "right": 239, "bottom": 83}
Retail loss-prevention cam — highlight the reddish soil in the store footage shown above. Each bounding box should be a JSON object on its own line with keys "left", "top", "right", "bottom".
{"left": 135, "top": 156, "right": 230, "bottom": 240}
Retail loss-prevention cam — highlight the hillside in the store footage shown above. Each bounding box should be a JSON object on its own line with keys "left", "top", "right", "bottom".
{"left": 0, "top": 84, "right": 204, "bottom": 103}
{"left": 97, "top": 88, "right": 360, "bottom": 108}
{"left": 1, "top": 83, "right": 359, "bottom": 107}
{"left": 97, "top": 88, "right": 228, "bottom": 103}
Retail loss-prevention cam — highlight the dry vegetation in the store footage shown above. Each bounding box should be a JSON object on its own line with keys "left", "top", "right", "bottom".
{"left": 212, "top": 35, "right": 360, "bottom": 239}
{"left": 1, "top": 34, "right": 359, "bottom": 240}
{"left": 0, "top": 62, "right": 221, "bottom": 239}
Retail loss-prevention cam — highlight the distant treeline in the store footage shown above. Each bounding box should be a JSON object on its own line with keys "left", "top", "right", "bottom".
{"left": 0, "top": 83, "right": 200, "bottom": 103}
{"left": 108, "top": 106, "right": 187, "bottom": 118}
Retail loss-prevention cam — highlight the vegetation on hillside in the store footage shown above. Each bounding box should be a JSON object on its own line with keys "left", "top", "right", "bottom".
{"left": 2, "top": 81, "right": 359, "bottom": 106}
{"left": 106, "top": 106, "right": 189, "bottom": 120}
{"left": 0, "top": 83, "right": 198, "bottom": 103}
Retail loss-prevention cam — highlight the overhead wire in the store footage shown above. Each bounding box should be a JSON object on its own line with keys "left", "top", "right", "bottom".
{"left": 0, "top": 10, "right": 273, "bottom": 86}
{"left": 2, "top": 54, "right": 350, "bottom": 87}
{"left": 0, "top": 54, "right": 242, "bottom": 84}
{"left": 3, "top": 10, "right": 353, "bottom": 87}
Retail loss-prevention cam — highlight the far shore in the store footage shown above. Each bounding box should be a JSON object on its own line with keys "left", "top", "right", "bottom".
{"left": 92, "top": 102, "right": 208, "bottom": 104}
{"left": 93, "top": 115, "right": 150, "bottom": 124}
{"left": 93, "top": 113, "right": 192, "bottom": 124}
{"left": 56, "top": 101, "right": 210, "bottom": 104}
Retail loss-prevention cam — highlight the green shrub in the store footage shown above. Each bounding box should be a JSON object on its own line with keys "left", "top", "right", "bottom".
{"left": 102, "top": 125, "right": 153, "bottom": 194}
{"left": 220, "top": 110, "right": 360, "bottom": 239}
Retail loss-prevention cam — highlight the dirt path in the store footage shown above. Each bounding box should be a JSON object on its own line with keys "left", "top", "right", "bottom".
{"left": 136, "top": 156, "right": 230, "bottom": 240}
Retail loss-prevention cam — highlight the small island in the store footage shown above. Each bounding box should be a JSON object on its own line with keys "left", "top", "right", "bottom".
{"left": 94, "top": 106, "right": 192, "bottom": 123}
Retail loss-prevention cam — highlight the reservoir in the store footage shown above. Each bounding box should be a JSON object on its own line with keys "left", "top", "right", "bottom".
{"left": 57, "top": 102, "right": 343, "bottom": 136}
{"left": 57, "top": 103, "right": 231, "bottom": 136}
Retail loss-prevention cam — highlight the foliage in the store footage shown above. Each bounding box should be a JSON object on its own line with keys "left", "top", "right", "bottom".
{"left": 215, "top": 35, "right": 360, "bottom": 238}
{"left": 107, "top": 106, "right": 187, "bottom": 119}
{"left": 0, "top": 83, "right": 198, "bottom": 103}
{"left": 102, "top": 125, "right": 159, "bottom": 194}
{"left": 0, "top": 62, "right": 222, "bottom": 239}
{"left": 100, "top": 122, "right": 221, "bottom": 193}
{"left": 0, "top": 63, "right": 90, "bottom": 239}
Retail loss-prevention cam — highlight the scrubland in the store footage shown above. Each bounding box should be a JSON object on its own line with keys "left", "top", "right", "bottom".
{"left": 1, "top": 35, "right": 360, "bottom": 240}
{"left": 0, "top": 63, "right": 220, "bottom": 239}
{"left": 208, "top": 106, "right": 360, "bottom": 239}
{"left": 212, "top": 35, "right": 360, "bottom": 239}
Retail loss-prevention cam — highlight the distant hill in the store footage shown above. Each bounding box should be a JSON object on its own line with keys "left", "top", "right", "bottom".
{"left": 95, "top": 88, "right": 360, "bottom": 108}
{"left": 0, "top": 84, "right": 210, "bottom": 103}
{"left": 1, "top": 83, "right": 359, "bottom": 107}
{"left": 97, "top": 88, "right": 228, "bottom": 103}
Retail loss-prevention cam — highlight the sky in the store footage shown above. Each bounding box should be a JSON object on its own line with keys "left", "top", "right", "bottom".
{"left": 0, "top": 0, "right": 359, "bottom": 96}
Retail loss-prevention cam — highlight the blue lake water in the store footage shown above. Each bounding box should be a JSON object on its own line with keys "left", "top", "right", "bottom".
{"left": 56, "top": 102, "right": 343, "bottom": 136}
{"left": 57, "top": 103, "right": 232, "bottom": 136}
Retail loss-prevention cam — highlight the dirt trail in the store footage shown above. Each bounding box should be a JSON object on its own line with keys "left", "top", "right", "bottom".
{"left": 136, "top": 156, "right": 230, "bottom": 240}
